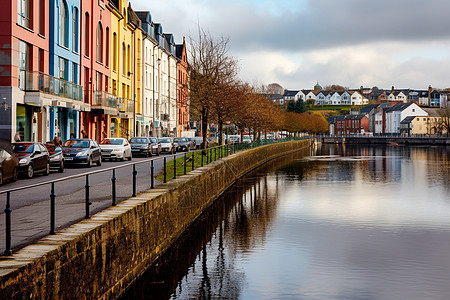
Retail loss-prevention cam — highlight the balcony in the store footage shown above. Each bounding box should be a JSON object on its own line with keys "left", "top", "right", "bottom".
{"left": 118, "top": 97, "right": 134, "bottom": 118}
{"left": 91, "top": 91, "right": 119, "bottom": 115}
{"left": 23, "top": 71, "right": 83, "bottom": 102}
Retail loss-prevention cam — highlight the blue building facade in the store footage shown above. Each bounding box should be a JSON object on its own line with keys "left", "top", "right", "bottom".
{"left": 49, "top": 0, "right": 82, "bottom": 141}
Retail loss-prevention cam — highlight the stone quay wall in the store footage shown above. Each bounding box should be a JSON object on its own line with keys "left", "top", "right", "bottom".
{"left": 0, "top": 139, "right": 312, "bottom": 299}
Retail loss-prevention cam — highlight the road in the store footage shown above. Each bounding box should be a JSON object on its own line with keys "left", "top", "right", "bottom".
{"left": 0, "top": 151, "right": 190, "bottom": 252}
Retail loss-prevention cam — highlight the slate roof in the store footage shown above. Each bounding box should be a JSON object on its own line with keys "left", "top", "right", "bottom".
{"left": 284, "top": 90, "right": 300, "bottom": 97}
{"left": 400, "top": 116, "right": 416, "bottom": 124}
{"left": 360, "top": 104, "right": 378, "bottom": 114}
{"left": 385, "top": 103, "right": 412, "bottom": 113}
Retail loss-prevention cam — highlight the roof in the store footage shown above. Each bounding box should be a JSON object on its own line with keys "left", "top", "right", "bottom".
{"left": 422, "top": 108, "right": 441, "bottom": 117}
{"left": 346, "top": 114, "right": 366, "bottom": 120}
{"left": 284, "top": 90, "right": 300, "bottom": 97}
{"left": 360, "top": 104, "right": 378, "bottom": 114}
{"left": 385, "top": 102, "right": 413, "bottom": 113}
{"left": 400, "top": 116, "right": 416, "bottom": 124}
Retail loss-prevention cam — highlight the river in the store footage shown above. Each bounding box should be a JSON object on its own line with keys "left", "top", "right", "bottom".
{"left": 121, "top": 144, "right": 450, "bottom": 300}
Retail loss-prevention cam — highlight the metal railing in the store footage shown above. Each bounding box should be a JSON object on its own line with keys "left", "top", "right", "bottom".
{"left": 0, "top": 137, "right": 307, "bottom": 255}
{"left": 23, "top": 71, "right": 84, "bottom": 102}
{"left": 118, "top": 97, "right": 134, "bottom": 112}
{"left": 93, "top": 91, "right": 118, "bottom": 109}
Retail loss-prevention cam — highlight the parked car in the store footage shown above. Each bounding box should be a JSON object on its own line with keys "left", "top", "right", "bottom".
{"left": 44, "top": 143, "right": 65, "bottom": 173}
{"left": 129, "top": 137, "right": 152, "bottom": 157}
{"left": 226, "top": 135, "right": 240, "bottom": 143}
{"left": 193, "top": 137, "right": 209, "bottom": 149}
{"left": 62, "top": 139, "right": 102, "bottom": 167}
{"left": 12, "top": 142, "right": 50, "bottom": 178}
{"left": 0, "top": 140, "right": 19, "bottom": 185}
{"left": 243, "top": 135, "right": 252, "bottom": 144}
{"left": 99, "top": 138, "right": 132, "bottom": 161}
{"left": 149, "top": 138, "right": 161, "bottom": 155}
{"left": 159, "top": 137, "right": 176, "bottom": 154}
{"left": 176, "top": 137, "right": 196, "bottom": 151}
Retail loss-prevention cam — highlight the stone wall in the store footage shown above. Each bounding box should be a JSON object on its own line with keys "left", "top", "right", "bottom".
{"left": 0, "top": 139, "right": 312, "bottom": 299}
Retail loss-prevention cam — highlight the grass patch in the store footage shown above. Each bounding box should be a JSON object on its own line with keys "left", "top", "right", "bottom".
{"left": 156, "top": 148, "right": 230, "bottom": 181}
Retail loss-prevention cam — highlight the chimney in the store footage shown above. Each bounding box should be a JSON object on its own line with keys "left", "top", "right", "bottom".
{"left": 391, "top": 86, "right": 395, "bottom": 92}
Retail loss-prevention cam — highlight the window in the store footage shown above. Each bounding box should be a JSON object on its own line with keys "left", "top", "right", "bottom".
{"left": 85, "top": 13, "right": 90, "bottom": 56}
{"left": 127, "top": 45, "right": 130, "bottom": 75}
{"left": 18, "top": 0, "right": 31, "bottom": 28}
{"left": 58, "top": 57, "right": 67, "bottom": 80}
{"left": 39, "top": 0, "right": 45, "bottom": 34}
{"left": 105, "top": 27, "right": 109, "bottom": 67}
{"left": 112, "top": 33, "right": 117, "bottom": 71}
{"left": 72, "top": 62, "right": 77, "bottom": 84}
{"left": 38, "top": 49, "right": 44, "bottom": 72}
{"left": 72, "top": 8, "right": 78, "bottom": 52}
{"left": 18, "top": 40, "right": 29, "bottom": 90}
{"left": 122, "top": 43, "right": 125, "bottom": 75}
{"left": 96, "top": 71, "right": 102, "bottom": 91}
{"left": 59, "top": 0, "right": 68, "bottom": 47}
{"left": 96, "top": 22, "right": 103, "bottom": 62}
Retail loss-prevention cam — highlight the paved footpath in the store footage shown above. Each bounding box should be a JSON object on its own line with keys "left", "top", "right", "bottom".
{"left": 0, "top": 158, "right": 168, "bottom": 253}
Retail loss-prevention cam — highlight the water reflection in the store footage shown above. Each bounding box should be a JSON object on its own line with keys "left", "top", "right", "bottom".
{"left": 122, "top": 144, "right": 450, "bottom": 300}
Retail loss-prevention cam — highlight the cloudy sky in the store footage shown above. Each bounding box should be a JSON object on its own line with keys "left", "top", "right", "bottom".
{"left": 133, "top": 0, "right": 450, "bottom": 91}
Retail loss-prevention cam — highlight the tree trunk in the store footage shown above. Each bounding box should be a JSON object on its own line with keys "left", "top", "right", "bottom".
{"left": 201, "top": 109, "right": 208, "bottom": 149}
{"left": 218, "top": 120, "right": 224, "bottom": 145}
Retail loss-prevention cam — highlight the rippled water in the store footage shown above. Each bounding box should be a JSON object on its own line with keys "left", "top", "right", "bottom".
{"left": 122, "top": 144, "right": 450, "bottom": 300}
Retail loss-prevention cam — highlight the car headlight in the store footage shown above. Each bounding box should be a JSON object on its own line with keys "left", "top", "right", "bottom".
{"left": 19, "top": 158, "right": 28, "bottom": 164}
{"left": 76, "top": 150, "right": 89, "bottom": 157}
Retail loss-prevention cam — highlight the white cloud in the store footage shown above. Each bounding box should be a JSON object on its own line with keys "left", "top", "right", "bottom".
{"left": 131, "top": 0, "right": 450, "bottom": 90}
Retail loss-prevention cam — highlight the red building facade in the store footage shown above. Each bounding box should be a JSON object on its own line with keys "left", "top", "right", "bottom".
{"left": 175, "top": 38, "right": 189, "bottom": 136}
{"left": 335, "top": 115, "right": 369, "bottom": 135}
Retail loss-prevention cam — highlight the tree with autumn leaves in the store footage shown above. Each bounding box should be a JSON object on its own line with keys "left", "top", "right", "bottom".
{"left": 188, "top": 28, "right": 329, "bottom": 148}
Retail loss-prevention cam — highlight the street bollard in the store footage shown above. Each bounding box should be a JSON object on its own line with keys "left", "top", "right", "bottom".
{"left": 132, "top": 164, "right": 137, "bottom": 197}
{"left": 4, "top": 191, "right": 12, "bottom": 256}
{"left": 85, "top": 174, "right": 90, "bottom": 219}
{"left": 112, "top": 169, "right": 117, "bottom": 205}
{"left": 50, "top": 182, "right": 56, "bottom": 234}
{"left": 184, "top": 153, "right": 187, "bottom": 175}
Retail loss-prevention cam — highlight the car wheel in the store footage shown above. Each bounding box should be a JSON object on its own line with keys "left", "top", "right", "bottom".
{"left": 12, "top": 167, "right": 18, "bottom": 182}
{"left": 58, "top": 161, "right": 64, "bottom": 173}
{"left": 44, "top": 162, "right": 50, "bottom": 176}
{"left": 156, "top": 149, "right": 160, "bottom": 156}
{"left": 128, "top": 153, "right": 132, "bottom": 161}
{"left": 26, "top": 164, "right": 34, "bottom": 178}
{"left": 86, "top": 156, "right": 92, "bottom": 168}
{"left": 0, "top": 169, "right": 3, "bottom": 185}
{"left": 96, "top": 156, "right": 102, "bottom": 166}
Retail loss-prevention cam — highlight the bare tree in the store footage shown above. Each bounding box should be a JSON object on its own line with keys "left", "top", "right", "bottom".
{"left": 188, "top": 27, "right": 237, "bottom": 148}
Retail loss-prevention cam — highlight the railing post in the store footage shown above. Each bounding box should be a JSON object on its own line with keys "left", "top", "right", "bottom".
{"left": 173, "top": 155, "right": 177, "bottom": 179}
{"left": 85, "top": 174, "right": 90, "bottom": 219}
{"left": 4, "top": 191, "right": 12, "bottom": 256}
{"left": 184, "top": 153, "right": 187, "bottom": 175}
{"left": 151, "top": 160, "right": 154, "bottom": 189}
{"left": 50, "top": 182, "right": 56, "bottom": 234}
{"left": 132, "top": 164, "right": 137, "bottom": 197}
{"left": 164, "top": 157, "right": 167, "bottom": 183}
{"left": 201, "top": 150, "right": 204, "bottom": 167}
{"left": 192, "top": 152, "right": 195, "bottom": 170}
{"left": 112, "top": 168, "right": 117, "bottom": 206}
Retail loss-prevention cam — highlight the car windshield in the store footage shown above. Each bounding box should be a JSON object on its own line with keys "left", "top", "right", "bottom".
{"left": 13, "top": 143, "right": 34, "bottom": 153}
{"left": 130, "top": 138, "right": 147, "bottom": 144}
{"left": 100, "top": 139, "right": 123, "bottom": 145}
{"left": 64, "top": 140, "right": 90, "bottom": 148}
{"left": 159, "top": 138, "right": 171, "bottom": 143}
{"left": 178, "top": 138, "right": 188, "bottom": 142}
{"left": 45, "top": 144, "right": 62, "bottom": 154}
{"left": 150, "top": 138, "right": 158, "bottom": 143}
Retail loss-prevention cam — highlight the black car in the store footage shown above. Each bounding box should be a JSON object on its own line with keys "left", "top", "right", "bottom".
{"left": 129, "top": 137, "right": 152, "bottom": 157}
{"left": 62, "top": 139, "right": 102, "bottom": 167}
{"left": 176, "top": 137, "right": 196, "bottom": 151}
{"left": 0, "top": 140, "right": 19, "bottom": 185}
{"left": 44, "top": 143, "right": 65, "bottom": 173}
{"left": 12, "top": 142, "right": 50, "bottom": 178}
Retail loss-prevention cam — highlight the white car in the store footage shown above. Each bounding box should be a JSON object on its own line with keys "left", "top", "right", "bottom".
{"left": 159, "top": 137, "right": 176, "bottom": 154}
{"left": 99, "top": 138, "right": 132, "bottom": 161}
